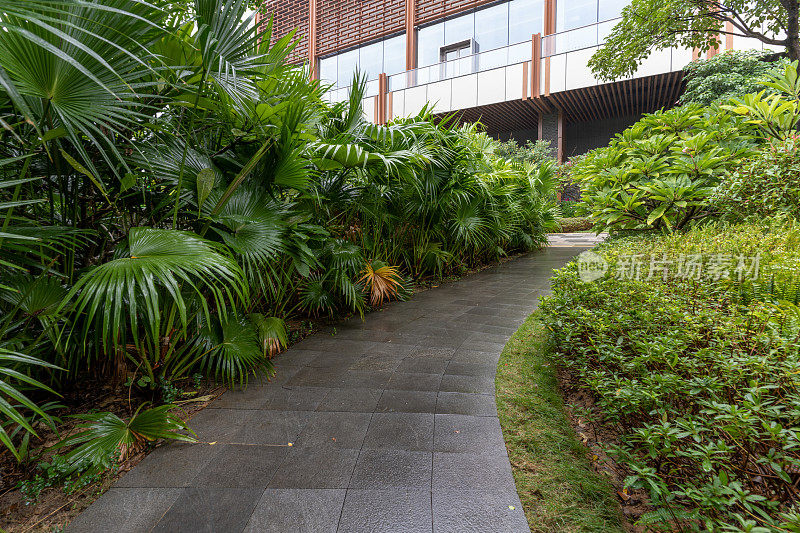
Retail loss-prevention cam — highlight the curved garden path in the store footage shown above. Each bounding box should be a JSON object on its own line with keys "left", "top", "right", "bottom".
{"left": 69, "top": 235, "right": 602, "bottom": 533}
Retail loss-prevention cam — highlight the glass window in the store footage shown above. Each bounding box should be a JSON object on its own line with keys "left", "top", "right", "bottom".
{"left": 474, "top": 3, "right": 509, "bottom": 52}
{"left": 444, "top": 11, "right": 474, "bottom": 47}
{"left": 599, "top": 0, "right": 628, "bottom": 21}
{"left": 383, "top": 34, "right": 406, "bottom": 75}
{"left": 336, "top": 48, "right": 359, "bottom": 88}
{"left": 417, "top": 22, "right": 444, "bottom": 67}
{"left": 359, "top": 41, "right": 383, "bottom": 81}
{"left": 509, "top": 0, "right": 545, "bottom": 43}
{"left": 557, "top": 0, "right": 598, "bottom": 32}
{"left": 319, "top": 56, "right": 337, "bottom": 85}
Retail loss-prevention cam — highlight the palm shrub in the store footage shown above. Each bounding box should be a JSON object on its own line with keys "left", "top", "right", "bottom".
{"left": 573, "top": 105, "right": 758, "bottom": 232}
{"left": 0, "top": 0, "right": 558, "bottom": 466}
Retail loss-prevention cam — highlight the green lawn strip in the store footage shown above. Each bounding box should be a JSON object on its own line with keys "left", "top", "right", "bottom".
{"left": 495, "top": 313, "right": 625, "bottom": 533}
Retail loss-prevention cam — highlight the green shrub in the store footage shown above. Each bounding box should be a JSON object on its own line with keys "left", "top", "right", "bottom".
{"left": 681, "top": 50, "right": 787, "bottom": 107}
{"left": 714, "top": 136, "right": 800, "bottom": 220}
{"left": 572, "top": 105, "right": 757, "bottom": 233}
{"left": 494, "top": 138, "right": 555, "bottom": 165}
{"left": 540, "top": 221, "right": 800, "bottom": 531}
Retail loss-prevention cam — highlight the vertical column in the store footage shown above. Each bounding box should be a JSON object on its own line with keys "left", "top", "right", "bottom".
{"left": 531, "top": 33, "right": 542, "bottom": 99}
{"left": 405, "top": 0, "right": 416, "bottom": 71}
{"left": 378, "top": 73, "right": 388, "bottom": 125}
{"left": 538, "top": 112, "right": 564, "bottom": 162}
{"left": 543, "top": 0, "right": 556, "bottom": 96}
{"left": 308, "top": 0, "right": 318, "bottom": 79}
{"left": 725, "top": 21, "right": 734, "bottom": 50}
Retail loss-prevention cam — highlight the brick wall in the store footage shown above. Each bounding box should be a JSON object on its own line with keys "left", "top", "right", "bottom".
{"left": 259, "top": 0, "right": 309, "bottom": 63}
{"left": 258, "top": 0, "right": 499, "bottom": 63}
{"left": 316, "top": 0, "right": 405, "bottom": 57}
{"left": 415, "top": 0, "right": 498, "bottom": 25}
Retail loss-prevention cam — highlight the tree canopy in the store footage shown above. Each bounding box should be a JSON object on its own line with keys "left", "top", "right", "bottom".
{"left": 589, "top": 0, "right": 796, "bottom": 80}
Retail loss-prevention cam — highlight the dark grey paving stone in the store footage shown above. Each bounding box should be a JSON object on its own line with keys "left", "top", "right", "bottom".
{"left": 376, "top": 390, "right": 438, "bottom": 413}
{"left": 186, "top": 408, "right": 252, "bottom": 442}
{"left": 432, "top": 489, "right": 528, "bottom": 533}
{"left": 444, "top": 361, "right": 497, "bottom": 378}
{"left": 433, "top": 452, "right": 516, "bottom": 490}
{"left": 434, "top": 414, "right": 505, "bottom": 454}
{"left": 436, "top": 392, "right": 497, "bottom": 417}
{"left": 67, "top": 488, "right": 182, "bottom": 532}
{"left": 370, "top": 341, "right": 420, "bottom": 358}
{"left": 307, "top": 352, "right": 363, "bottom": 369}
{"left": 115, "top": 443, "right": 216, "bottom": 488}
{"left": 395, "top": 356, "right": 449, "bottom": 374}
{"left": 349, "top": 449, "right": 433, "bottom": 489}
{"left": 386, "top": 372, "right": 442, "bottom": 391}
{"left": 294, "top": 411, "right": 372, "bottom": 449}
{"left": 337, "top": 489, "right": 433, "bottom": 533}
{"left": 333, "top": 370, "right": 392, "bottom": 389}
{"left": 274, "top": 349, "right": 322, "bottom": 367}
{"left": 362, "top": 413, "right": 434, "bottom": 452}
{"left": 243, "top": 489, "right": 346, "bottom": 532}
{"left": 348, "top": 353, "right": 404, "bottom": 372}
{"left": 407, "top": 347, "right": 455, "bottom": 360}
{"left": 268, "top": 446, "right": 360, "bottom": 489}
{"left": 152, "top": 487, "right": 261, "bottom": 533}
{"left": 317, "top": 388, "right": 382, "bottom": 412}
{"left": 261, "top": 386, "right": 330, "bottom": 411}
{"left": 449, "top": 349, "right": 501, "bottom": 365}
{"left": 439, "top": 374, "right": 496, "bottom": 394}
{"left": 188, "top": 444, "right": 288, "bottom": 489}
{"left": 285, "top": 366, "right": 346, "bottom": 387}
{"left": 234, "top": 410, "right": 312, "bottom": 446}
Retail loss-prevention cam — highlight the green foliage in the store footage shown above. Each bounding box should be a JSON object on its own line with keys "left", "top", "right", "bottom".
{"left": 714, "top": 136, "right": 800, "bottom": 220}
{"left": 589, "top": 0, "right": 791, "bottom": 81}
{"left": 724, "top": 61, "right": 800, "bottom": 141}
{"left": 681, "top": 51, "right": 787, "bottom": 107}
{"left": 493, "top": 139, "right": 554, "bottom": 166}
{"left": 0, "top": 0, "right": 557, "bottom": 464}
{"left": 56, "top": 404, "right": 195, "bottom": 474}
{"left": 0, "top": 350, "right": 61, "bottom": 462}
{"left": 572, "top": 105, "right": 756, "bottom": 232}
{"left": 540, "top": 221, "right": 800, "bottom": 531}
{"left": 18, "top": 455, "right": 102, "bottom": 504}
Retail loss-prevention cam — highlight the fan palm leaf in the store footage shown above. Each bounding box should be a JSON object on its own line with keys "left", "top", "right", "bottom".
{"left": 62, "top": 227, "right": 248, "bottom": 358}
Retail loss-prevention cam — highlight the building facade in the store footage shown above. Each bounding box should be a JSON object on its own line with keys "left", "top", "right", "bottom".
{"left": 257, "top": 0, "right": 780, "bottom": 160}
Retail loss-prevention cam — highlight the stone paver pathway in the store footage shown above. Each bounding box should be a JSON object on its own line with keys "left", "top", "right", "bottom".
{"left": 547, "top": 232, "right": 607, "bottom": 247}
{"left": 69, "top": 244, "right": 590, "bottom": 533}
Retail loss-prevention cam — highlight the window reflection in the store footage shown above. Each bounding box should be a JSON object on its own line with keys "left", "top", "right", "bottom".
{"left": 509, "top": 0, "right": 544, "bottom": 43}
{"left": 359, "top": 41, "right": 383, "bottom": 80}
{"left": 418, "top": 23, "right": 444, "bottom": 67}
{"left": 336, "top": 49, "right": 358, "bottom": 88}
{"left": 444, "top": 12, "right": 474, "bottom": 46}
{"left": 557, "top": 0, "right": 598, "bottom": 31}
{"left": 319, "top": 56, "right": 337, "bottom": 85}
{"left": 474, "top": 3, "right": 509, "bottom": 52}
{"left": 383, "top": 35, "right": 406, "bottom": 76}
{"left": 599, "top": 0, "right": 629, "bottom": 21}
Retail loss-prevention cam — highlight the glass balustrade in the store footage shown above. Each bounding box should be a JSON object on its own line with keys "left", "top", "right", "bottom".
{"left": 387, "top": 39, "right": 532, "bottom": 92}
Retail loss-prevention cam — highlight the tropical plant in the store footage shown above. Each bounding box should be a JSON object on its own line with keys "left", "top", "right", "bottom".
{"left": 0, "top": 0, "right": 556, "bottom": 471}
{"left": 724, "top": 61, "right": 800, "bottom": 141}
{"left": 573, "top": 105, "right": 758, "bottom": 232}
{"left": 56, "top": 404, "right": 195, "bottom": 474}
{"left": 681, "top": 50, "right": 788, "bottom": 107}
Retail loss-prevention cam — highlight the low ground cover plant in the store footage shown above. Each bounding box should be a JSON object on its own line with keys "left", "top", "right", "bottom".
{"left": 540, "top": 221, "right": 800, "bottom": 531}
